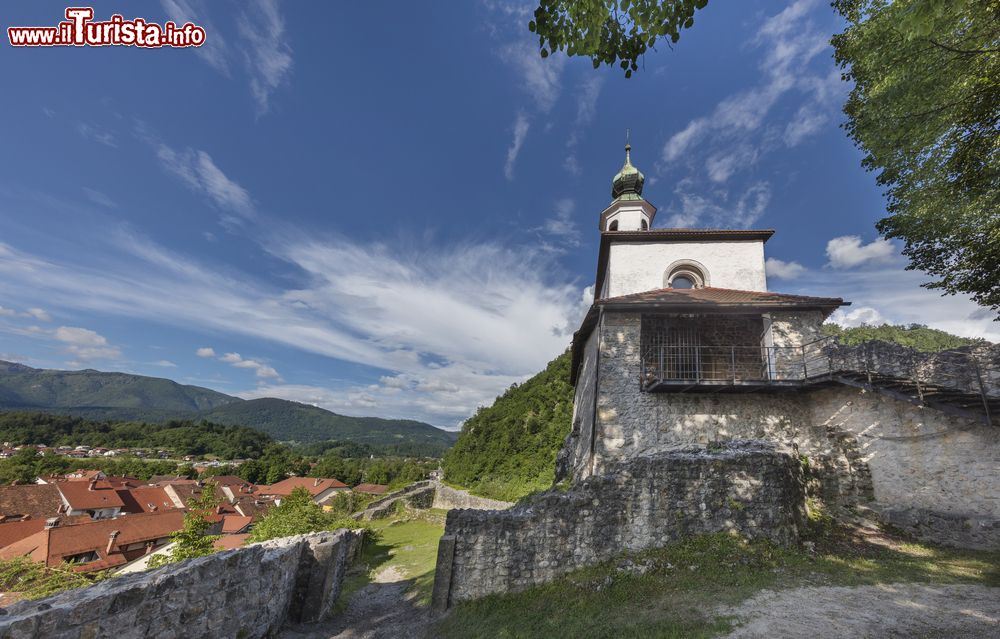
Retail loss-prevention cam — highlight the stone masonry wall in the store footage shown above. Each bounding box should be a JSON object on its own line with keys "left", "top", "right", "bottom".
{"left": 0, "top": 529, "right": 363, "bottom": 639}
{"left": 432, "top": 442, "right": 806, "bottom": 607}
{"left": 432, "top": 483, "right": 514, "bottom": 511}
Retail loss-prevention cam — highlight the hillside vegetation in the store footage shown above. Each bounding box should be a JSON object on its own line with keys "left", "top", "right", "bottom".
{"left": 821, "top": 323, "right": 982, "bottom": 351}
{"left": 0, "top": 360, "right": 455, "bottom": 455}
{"left": 442, "top": 351, "right": 573, "bottom": 502}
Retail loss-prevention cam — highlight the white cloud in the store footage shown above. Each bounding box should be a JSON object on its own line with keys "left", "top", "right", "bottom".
{"left": 499, "top": 40, "right": 566, "bottom": 113}
{"left": 537, "top": 198, "right": 581, "bottom": 248}
{"left": 154, "top": 359, "right": 178, "bottom": 368}
{"left": 0, "top": 307, "right": 16, "bottom": 317}
{"left": 238, "top": 0, "right": 293, "bottom": 115}
{"left": 25, "top": 308, "right": 50, "bottom": 322}
{"left": 504, "top": 113, "right": 531, "bottom": 180}
{"left": 52, "top": 326, "right": 122, "bottom": 363}
{"left": 219, "top": 351, "right": 281, "bottom": 380}
{"left": 783, "top": 104, "right": 828, "bottom": 146}
{"left": 826, "top": 235, "right": 896, "bottom": 268}
{"left": 82, "top": 188, "right": 117, "bottom": 209}
{"left": 196, "top": 347, "right": 216, "bottom": 357}
{"left": 160, "top": 0, "right": 230, "bottom": 74}
{"left": 156, "top": 145, "right": 254, "bottom": 218}
{"left": 564, "top": 75, "right": 605, "bottom": 175}
{"left": 0, "top": 226, "right": 583, "bottom": 424}
{"left": 828, "top": 306, "right": 887, "bottom": 328}
{"left": 765, "top": 257, "right": 806, "bottom": 280}
{"left": 77, "top": 123, "right": 117, "bottom": 148}
{"left": 664, "top": 180, "right": 771, "bottom": 229}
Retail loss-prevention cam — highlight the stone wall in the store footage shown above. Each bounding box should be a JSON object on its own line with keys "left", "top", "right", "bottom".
{"left": 432, "top": 483, "right": 513, "bottom": 511}
{"left": 560, "top": 310, "right": 1000, "bottom": 548}
{"left": 432, "top": 442, "right": 806, "bottom": 607}
{"left": 0, "top": 529, "right": 363, "bottom": 639}
{"left": 808, "top": 385, "right": 1000, "bottom": 548}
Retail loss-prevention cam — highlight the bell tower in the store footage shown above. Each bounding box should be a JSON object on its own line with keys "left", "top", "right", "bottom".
{"left": 599, "top": 142, "right": 657, "bottom": 232}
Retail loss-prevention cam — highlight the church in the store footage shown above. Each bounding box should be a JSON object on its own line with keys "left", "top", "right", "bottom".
{"left": 432, "top": 145, "right": 1000, "bottom": 608}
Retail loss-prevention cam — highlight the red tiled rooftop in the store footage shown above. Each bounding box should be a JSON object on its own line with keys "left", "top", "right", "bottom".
{"left": 258, "top": 477, "right": 348, "bottom": 497}
{"left": 0, "top": 484, "right": 64, "bottom": 521}
{"left": 116, "top": 487, "right": 178, "bottom": 514}
{"left": 221, "top": 515, "right": 252, "bottom": 534}
{"left": 213, "top": 534, "right": 249, "bottom": 551}
{"left": 598, "top": 287, "right": 847, "bottom": 309}
{"left": 56, "top": 481, "right": 125, "bottom": 511}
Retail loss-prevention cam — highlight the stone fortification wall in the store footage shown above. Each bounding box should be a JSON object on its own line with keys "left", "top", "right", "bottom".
{"left": 432, "top": 442, "right": 805, "bottom": 608}
{"left": 0, "top": 529, "right": 363, "bottom": 639}
{"left": 432, "top": 483, "right": 514, "bottom": 511}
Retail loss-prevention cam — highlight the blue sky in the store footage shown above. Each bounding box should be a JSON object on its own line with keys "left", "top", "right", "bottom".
{"left": 1, "top": 0, "right": 997, "bottom": 428}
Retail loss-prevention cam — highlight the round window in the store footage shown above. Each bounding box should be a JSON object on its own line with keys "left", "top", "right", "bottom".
{"left": 671, "top": 276, "right": 695, "bottom": 289}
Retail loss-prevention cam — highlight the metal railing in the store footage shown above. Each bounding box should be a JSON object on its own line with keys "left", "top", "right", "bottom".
{"left": 640, "top": 337, "right": 836, "bottom": 387}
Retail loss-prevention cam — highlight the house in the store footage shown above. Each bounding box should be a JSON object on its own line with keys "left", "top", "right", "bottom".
{"left": 220, "top": 515, "right": 252, "bottom": 535}
{"left": 55, "top": 480, "right": 125, "bottom": 520}
{"left": 0, "top": 511, "right": 184, "bottom": 573}
{"left": 0, "top": 484, "right": 65, "bottom": 522}
{"left": 352, "top": 483, "right": 388, "bottom": 496}
{"left": 257, "top": 477, "right": 348, "bottom": 505}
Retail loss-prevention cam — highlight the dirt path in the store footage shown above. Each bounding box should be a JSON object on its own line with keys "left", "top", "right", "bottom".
{"left": 279, "top": 564, "right": 436, "bottom": 639}
{"left": 721, "top": 583, "right": 1000, "bottom": 638}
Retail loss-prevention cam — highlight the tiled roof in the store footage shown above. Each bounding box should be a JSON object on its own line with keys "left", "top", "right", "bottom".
{"left": 213, "top": 534, "right": 249, "bottom": 551}
{"left": 203, "top": 475, "right": 252, "bottom": 488}
{"left": 352, "top": 483, "right": 389, "bottom": 495}
{"left": 221, "top": 515, "right": 253, "bottom": 534}
{"left": 598, "top": 287, "right": 847, "bottom": 309}
{"left": 0, "top": 511, "right": 184, "bottom": 570}
{"left": 0, "top": 520, "right": 46, "bottom": 549}
{"left": 56, "top": 481, "right": 125, "bottom": 511}
{"left": 116, "top": 487, "right": 178, "bottom": 514}
{"left": 259, "top": 477, "right": 348, "bottom": 497}
{"left": 0, "top": 485, "right": 64, "bottom": 520}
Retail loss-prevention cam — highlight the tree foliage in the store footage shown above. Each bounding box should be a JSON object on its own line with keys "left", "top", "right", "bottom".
{"left": 148, "top": 483, "right": 221, "bottom": 568}
{"left": 529, "top": 0, "right": 708, "bottom": 76}
{"left": 822, "top": 322, "right": 984, "bottom": 351}
{"left": 832, "top": 0, "right": 1000, "bottom": 315}
{"left": 246, "top": 487, "right": 370, "bottom": 544}
{"left": 0, "top": 557, "right": 109, "bottom": 600}
{"left": 442, "top": 351, "right": 574, "bottom": 502}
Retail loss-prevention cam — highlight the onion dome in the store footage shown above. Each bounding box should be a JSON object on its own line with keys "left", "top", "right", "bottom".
{"left": 611, "top": 143, "right": 645, "bottom": 200}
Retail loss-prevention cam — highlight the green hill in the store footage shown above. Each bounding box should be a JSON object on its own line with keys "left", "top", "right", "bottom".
{"left": 0, "top": 360, "right": 455, "bottom": 455}
{"left": 442, "top": 350, "right": 574, "bottom": 502}
{"left": 199, "top": 398, "right": 457, "bottom": 453}
{"left": 821, "top": 322, "right": 983, "bottom": 351}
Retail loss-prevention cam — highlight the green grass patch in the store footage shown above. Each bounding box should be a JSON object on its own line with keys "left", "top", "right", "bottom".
{"left": 432, "top": 524, "right": 1000, "bottom": 639}
{"left": 353, "top": 513, "right": 445, "bottom": 607}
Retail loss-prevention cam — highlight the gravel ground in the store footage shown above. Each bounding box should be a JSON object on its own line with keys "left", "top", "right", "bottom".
{"left": 721, "top": 583, "right": 1000, "bottom": 638}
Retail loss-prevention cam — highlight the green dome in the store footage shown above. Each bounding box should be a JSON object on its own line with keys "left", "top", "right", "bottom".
{"left": 611, "top": 144, "right": 645, "bottom": 200}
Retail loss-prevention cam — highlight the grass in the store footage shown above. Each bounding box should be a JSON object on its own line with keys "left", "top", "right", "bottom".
{"left": 338, "top": 509, "right": 446, "bottom": 609}
{"left": 430, "top": 519, "right": 1000, "bottom": 639}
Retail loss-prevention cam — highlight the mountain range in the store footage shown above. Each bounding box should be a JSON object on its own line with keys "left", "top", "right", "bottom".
{"left": 0, "top": 360, "right": 457, "bottom": 454}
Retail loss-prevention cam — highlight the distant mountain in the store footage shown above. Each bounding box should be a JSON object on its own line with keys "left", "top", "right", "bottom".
{"left": 0, "top": 360, "right": 456, "bottom": 454}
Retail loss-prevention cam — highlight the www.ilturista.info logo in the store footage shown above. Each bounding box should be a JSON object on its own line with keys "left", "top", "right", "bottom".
{"left": 8, "top": 7, "right": 206, "bottom": 48}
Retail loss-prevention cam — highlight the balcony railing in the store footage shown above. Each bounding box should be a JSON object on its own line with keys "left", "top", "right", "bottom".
{"left": 640, "top": 337, "right": 835, "bottom": 389}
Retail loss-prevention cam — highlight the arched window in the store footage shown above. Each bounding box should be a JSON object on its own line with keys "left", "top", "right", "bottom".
{"left": 664, "top": 260, "right": 709, "bottom": 289}
{"left": 608, "top": 219, "right": 619, "bottom": 231}
{"left": 640, "top": 219, "right": 648, "bottom": 230}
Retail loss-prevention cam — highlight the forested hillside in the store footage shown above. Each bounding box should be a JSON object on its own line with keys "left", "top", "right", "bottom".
{"left": 821, "top": 323, "right": 983, "bottom": 351}
{"left": 0, "top": 411, "right": 273, "bottom": 459}
{"left": 0, "top": 361, "right": 455, "bottom": 454}
{"left": 442, "top": 351, "right": 573, "bottom": 501}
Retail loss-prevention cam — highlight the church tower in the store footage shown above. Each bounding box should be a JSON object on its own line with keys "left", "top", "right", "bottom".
{"left": 599, "top": 144, "right": 656, "bottom": 232}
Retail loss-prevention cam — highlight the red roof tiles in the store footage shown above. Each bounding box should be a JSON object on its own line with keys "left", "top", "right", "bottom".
{"left": 56, "top": 481, "right": 125, "bottom": 511}
{"left": 0, "top": 485, "right": 64, "bottom": 521}
{"left": 258, "top": 477, "right": 347, "bottom": 497}
{"left": 352, "top": 483, "right": 389, "bottom": 496}
{"left": 598, "top": 286, "right": 847, "bottom": 309}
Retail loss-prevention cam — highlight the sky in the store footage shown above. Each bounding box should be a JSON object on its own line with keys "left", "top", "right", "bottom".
{"left": 1, "top": 0, "right": 997, "bottom": 429}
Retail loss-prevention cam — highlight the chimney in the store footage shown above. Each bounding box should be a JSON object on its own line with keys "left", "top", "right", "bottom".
{"left": 313, "top": 478, "right": 321, "bottom": 487}
{"left": 88, "top": 479, "right": 97, "bottom": 491}
{"left": 44, "top": 517, "right": 60, "bottom": 529}
{"left": 106, "top": 530, "right": 120, "bottom": 554}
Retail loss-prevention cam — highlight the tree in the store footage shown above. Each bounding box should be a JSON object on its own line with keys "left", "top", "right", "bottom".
{"left": 528, "top": 0, "right": 708, "bottom": 76}
{"left": 247, "top": 487, "right": 368, "bottom": 543}
{"left": 148, "top": 483, "right": 221, "bottom": 567}
{"left": 832, "top": 0, "right": 1000, "bottom": 315}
